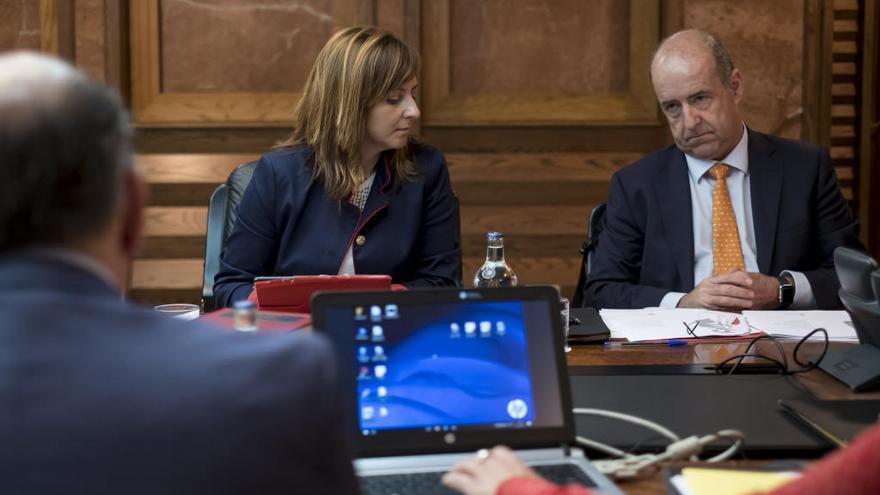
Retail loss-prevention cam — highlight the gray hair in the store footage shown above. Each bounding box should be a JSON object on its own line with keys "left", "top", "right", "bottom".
{"left": 0, "top": 52, "right": 132, "bottom": 253}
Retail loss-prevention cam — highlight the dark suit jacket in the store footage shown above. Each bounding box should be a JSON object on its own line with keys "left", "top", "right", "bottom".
{"left": 585, "top": 129, "right": 863, "bottom": 310}
{"left": 214, "top": 143, "right": 460, "bottom": 308}
{"left": 0, "top": 254, "right": 358, "bottom": 494}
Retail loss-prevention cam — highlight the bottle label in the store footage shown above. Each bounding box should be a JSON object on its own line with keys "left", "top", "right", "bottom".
{"left": 481, "top": 267, "right": 496, "bottom": 280}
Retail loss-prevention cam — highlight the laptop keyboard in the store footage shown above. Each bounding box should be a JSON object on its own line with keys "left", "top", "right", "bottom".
{"left": 359, "top": 463, "right": 597, "bottom": 495}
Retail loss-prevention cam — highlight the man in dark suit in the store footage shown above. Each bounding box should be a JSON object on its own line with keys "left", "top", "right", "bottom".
{"left": 0, "top": 52, "right": 357, "bottom": 494}
{"left": 585, "top": 30, "right": 863, "bottom": 310}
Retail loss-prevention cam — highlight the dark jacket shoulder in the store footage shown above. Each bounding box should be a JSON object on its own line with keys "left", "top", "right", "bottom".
{"left": 612, "top": 143, "right": 682, "bottom": 185}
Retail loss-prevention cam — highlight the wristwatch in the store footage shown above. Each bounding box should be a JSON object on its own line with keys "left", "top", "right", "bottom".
{"left": 777, "top": 274, "right": 794, "bottom": 309}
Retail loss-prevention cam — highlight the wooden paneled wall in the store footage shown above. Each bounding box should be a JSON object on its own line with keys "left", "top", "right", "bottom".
{"left": 4, "top": 0, "right": 875, "bottom": 306}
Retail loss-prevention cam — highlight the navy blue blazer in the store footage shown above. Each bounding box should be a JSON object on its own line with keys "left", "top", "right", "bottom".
{"left": 214, "top": 143, "right": 461, "bottom": 308}
{"left": 0, "top": 254, "right": 357, "bottom": 494}
{"left": 585, "top": 129, "right": 864, "bottom": 310}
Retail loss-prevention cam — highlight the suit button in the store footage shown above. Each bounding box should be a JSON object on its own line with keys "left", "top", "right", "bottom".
{"left": 355, "top": 235, "right": 366, "bottom": 246}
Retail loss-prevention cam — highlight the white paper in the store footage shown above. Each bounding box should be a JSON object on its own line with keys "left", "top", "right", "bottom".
{"left": 741, "top": 310, "right": 857, "bottom": 341}
{"left": 599, "top": 308, "right": 755, "bottom": 342}
{"left": 669, "top": 475, "right": 696, "bottom": 495}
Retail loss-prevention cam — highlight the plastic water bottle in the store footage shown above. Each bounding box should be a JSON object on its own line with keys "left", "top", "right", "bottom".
{"left": 473, "top": 232, "right": 518, "bottom": 288}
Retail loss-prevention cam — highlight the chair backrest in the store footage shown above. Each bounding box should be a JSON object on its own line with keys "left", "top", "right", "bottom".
{"left": 201, "top": 161, "right": 258, "bottom": 312}
{"left": 834, "top": 247, "right": 880, "bottom": 348}
{"left": 572, "top": 202, "right": 607, "bottom": 307}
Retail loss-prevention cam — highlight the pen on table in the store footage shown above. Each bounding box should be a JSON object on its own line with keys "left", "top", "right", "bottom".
{"left": 604, "top": 339, "right": 689, "bottom": 347}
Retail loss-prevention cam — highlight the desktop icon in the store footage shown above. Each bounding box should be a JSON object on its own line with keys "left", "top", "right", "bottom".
{"left": 371, "top": 325, "right": 385, "bottom": 341}
{"left": 496, "top": 321, "right": 506, "bottom": 336}
{"left": 507, "top": 399, "right": 528, "bottom": 420}
{"left": 356, "top": 326, "right": 369, "bottom": 340}
{"left": 464, "top": 321, "right": 477, "bottom": 336}
{"left": 379, "top": 406, "right": 389, "bottom": 418}
{"left": 480, "top": 321, "right": 492, "bottom": 336}
{"left": 354, "top": 306, "right": 366, "bottom": 320}
{"left": 357, "top": 346, "right": 370, "bottom": 362}
{"left": 361, "top": 388, "right": 371, "bottom": 398}
{"left": 450, "top": 322, "right": 461, "bottom": 337}
{"left": 384, "top": 304, "right": 399, "bottom": 319}
{"left": 373, "top": 345, "right": 385, "bottom": 360}
{"left": 374, "top": 364, "right": 387, "bottom": 379}
{"left": 358, "top": 366, "right": 370, "bottom": 379}
{"left": 370, "top": 305, "right": 382, "bottom": 322}
{"left": 362, "top": 406, "right": 375, "bottom": 420}
{"left": 377, "top": 385, "right": 388, "bottom": 397}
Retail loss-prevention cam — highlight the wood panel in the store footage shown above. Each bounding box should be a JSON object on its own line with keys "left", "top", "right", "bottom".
{"left": 129, "top": 0, "right": 370, "bottom": 125}
{"left": 420, "top": 0, "right": 661, "bottom": 125}
{"left": 143, "top": 205, "right": 595, "bottom": 238}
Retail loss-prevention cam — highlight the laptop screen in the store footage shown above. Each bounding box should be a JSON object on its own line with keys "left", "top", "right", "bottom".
{"left": 312, "top": 287, "right": 575, "bottom": 457}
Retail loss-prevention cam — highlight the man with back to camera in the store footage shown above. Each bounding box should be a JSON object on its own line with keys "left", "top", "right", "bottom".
{"left": 584, "top": 29, "right": 864, "bottom": 311}
{"left": 0, "top": 52, "right": 357, "bottom": 494}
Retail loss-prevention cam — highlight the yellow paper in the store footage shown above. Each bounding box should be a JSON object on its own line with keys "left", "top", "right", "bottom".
{"left": 680, "top": 467, "right": 799, "bottom": 495}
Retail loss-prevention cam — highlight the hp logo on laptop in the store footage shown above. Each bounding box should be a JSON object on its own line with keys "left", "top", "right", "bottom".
{"left": 443, "top": 433, "right": 456, "bottom": 444}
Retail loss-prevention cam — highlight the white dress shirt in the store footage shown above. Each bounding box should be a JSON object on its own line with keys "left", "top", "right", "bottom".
{"left": 660, "top": 124, "right": 815, "bottom": 308}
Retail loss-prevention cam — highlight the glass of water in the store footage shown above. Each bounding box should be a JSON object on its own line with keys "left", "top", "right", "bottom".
{"left": 153, "top": 303, "right": 200, "bottom": 321}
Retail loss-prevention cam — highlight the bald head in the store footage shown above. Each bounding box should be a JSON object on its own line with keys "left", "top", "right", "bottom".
{"left": 651, "top": 30, "right": 735, "bottom": 88}
{"left": 0, "top": 51, "right": 133, "bottom": 254}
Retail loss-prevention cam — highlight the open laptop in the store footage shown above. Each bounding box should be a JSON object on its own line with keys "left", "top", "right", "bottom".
{"left": 311, "top": 286, "right": 622, "bottom": 495}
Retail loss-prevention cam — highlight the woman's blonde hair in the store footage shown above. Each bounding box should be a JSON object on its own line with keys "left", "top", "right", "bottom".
{"left": 283, "top": 26, "right": 420, "bottom": 199}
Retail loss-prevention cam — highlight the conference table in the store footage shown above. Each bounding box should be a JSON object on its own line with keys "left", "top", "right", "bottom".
{"left": 564, "top": 339, "right": 880, "bottom": 495}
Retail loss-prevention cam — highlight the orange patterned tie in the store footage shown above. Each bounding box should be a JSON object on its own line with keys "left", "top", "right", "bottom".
{"left": 709, "top": 163, "right": 744, "bottom": 275}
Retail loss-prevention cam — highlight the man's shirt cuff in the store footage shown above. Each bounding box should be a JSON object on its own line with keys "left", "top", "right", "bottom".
{"left": 781, "top": 270, "right": 816, "bottom": 309}
{"left": 660, "top": 292, "right": 687, "bottom": 308}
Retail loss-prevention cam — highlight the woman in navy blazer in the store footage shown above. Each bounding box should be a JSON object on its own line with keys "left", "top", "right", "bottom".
{"left": 214, "top": 26, "right": 461, "bottom": 308}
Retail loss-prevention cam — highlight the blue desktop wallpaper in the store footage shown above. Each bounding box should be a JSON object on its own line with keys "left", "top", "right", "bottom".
{"left": 355, "top": 301, "right": 536, "bottom": 431}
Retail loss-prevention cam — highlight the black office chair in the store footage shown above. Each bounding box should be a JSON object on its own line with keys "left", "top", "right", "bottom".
{"left": 818, "top": 247, "right": 880, "bottom": 391}
{"left": 201, "top": 160, "right": 258, "bottom": 312}
{"left": 572, "top": 202, "right": 606, "bottom": 307}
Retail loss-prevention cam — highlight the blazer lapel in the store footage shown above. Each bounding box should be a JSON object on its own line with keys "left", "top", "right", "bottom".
{"left": 357, "top": 155, "right": 392, "bottom": 229}
{"left": 747, "top": 130, "right": 781, "bottom": 274}
{"left": 656, "top": 150, "right": 695, "bottom": 289}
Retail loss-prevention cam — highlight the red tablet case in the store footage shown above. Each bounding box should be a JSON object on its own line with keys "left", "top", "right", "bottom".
{"left": 254, "top": 274, "right": 393, "bottom": 313}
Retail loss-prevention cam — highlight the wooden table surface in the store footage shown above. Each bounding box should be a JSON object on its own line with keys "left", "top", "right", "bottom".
{"left": 563, "top": 339, "right": 879, "bottom": 494}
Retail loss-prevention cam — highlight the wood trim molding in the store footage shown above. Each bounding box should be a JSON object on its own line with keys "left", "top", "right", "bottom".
{"left": 39, "top": 0, "right": 74, "bottom": 60}
{"left": 420, "top": 0, "right": 661, "bottom": 126}
{"left": 39, "top": 0, "right": 58, "bottom": 54}
{"left": 803, "top": 0, "right": 834, "bottom": 146}
{"left": 129, "top": 0, "right": 370, "bottom": 126}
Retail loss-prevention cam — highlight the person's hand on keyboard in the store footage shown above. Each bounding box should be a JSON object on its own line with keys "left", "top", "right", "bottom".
{"left": 442, "top": 446, "right": 539, "bottom": 495}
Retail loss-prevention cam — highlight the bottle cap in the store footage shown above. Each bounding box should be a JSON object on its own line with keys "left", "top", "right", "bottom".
{"left": 487, "top": 231, "right": 504, "bottom": 240}
{"left": 233, "top": 300, "right": 257, "bottom": 310}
